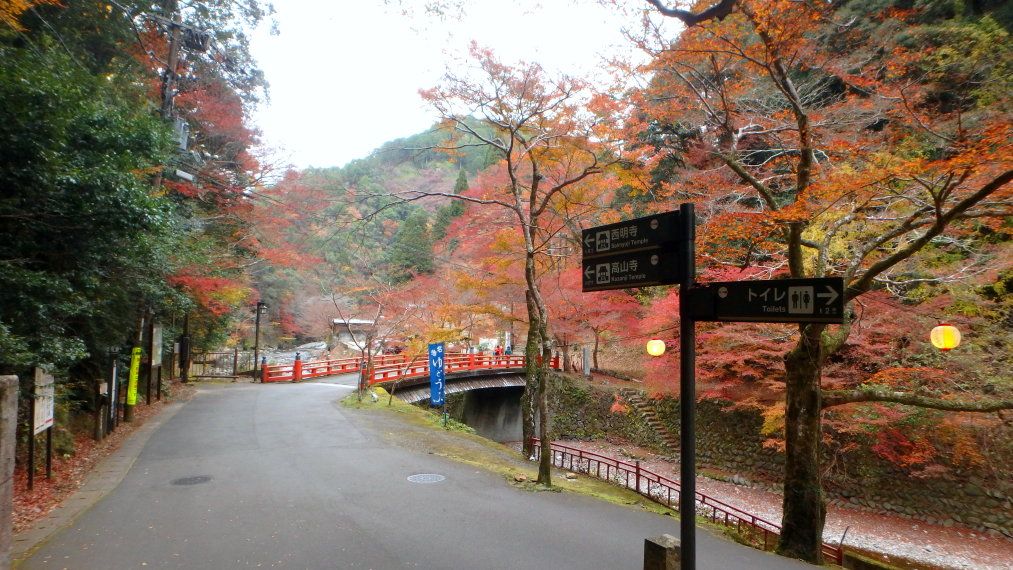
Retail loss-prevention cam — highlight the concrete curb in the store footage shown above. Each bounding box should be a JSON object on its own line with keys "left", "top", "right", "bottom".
{"left": 11, "top": 401, "right": 186, "bottom": 565}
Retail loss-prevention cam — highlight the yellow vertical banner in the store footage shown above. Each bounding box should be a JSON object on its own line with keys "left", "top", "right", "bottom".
{"left": 127, "top": 346, "right": 142, "bottom": 405}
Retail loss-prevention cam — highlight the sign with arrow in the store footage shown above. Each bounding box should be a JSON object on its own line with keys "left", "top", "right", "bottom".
{"left": 686, "top": 277, "right": 846, "bottom": 324}
{"left": 581, "top": 211, "right": 682, "bottom": 292}
{"left": 582, "top": 249, "right": 684, "bottom": 292}
{"left": 581, "top": 211, "right": 680, "bottom": 258}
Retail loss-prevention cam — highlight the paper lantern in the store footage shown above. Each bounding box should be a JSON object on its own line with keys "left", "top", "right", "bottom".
{"left": 930, "top": 323, "right": 961, "bottom": 351}
{"left": 646, "top": 338, "right": 666, "bottom": 357}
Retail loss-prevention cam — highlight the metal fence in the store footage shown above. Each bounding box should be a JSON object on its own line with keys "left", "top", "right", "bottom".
{"left": 530, "top": 439, "right": 842, "bottom": 564}
{"left": 187, "top": 349, "right": 255, "bottom": 379}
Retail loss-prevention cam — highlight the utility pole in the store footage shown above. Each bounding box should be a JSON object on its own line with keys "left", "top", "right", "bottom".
{"left": 160, "top": 0, "right": 182, "bottom": 121}
{"left": 253, "top": 301, "right": 266, "bottom": 381}
{"left": 151, "top": 0, "right": 182, "bottom": 192}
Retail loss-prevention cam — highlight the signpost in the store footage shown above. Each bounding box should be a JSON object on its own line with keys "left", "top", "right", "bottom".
{"left": 581, "top": 249, "right": 683, "bottom": 291}
{"left": 687, "top": 278, "right": 846, "bottom": 324}
{"left": 28, "top": 368, "right": 55, "bottom": 490}
{"left": 581, "top": 211, "right": 682, "bottom": 292}
{"left": 428, "top": 343, "right": 446, "bottom": 423}
{"left": 149, "top": 323, "right": 163, "bottom": 403}
{"left": 125, "top": 346, "right": 141, "bottom": 422}
{"left": 107, "top": 348, "right": 119, "bottom": 434}
{"left": 32, "top": 369, "right": 54, "bottom": 436}
{"left": 581, "top": 210, "right": 680, "bottom": 258}
{"left": 581, "top": 205, "right": 847, "bottom": 570}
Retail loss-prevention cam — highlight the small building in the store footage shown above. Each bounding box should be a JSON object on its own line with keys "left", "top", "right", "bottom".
{"left": 330, "top": 318, "right": 375, "bottom": 349}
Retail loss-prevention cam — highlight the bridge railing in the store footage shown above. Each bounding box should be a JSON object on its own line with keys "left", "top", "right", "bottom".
{"left": 264, "top": 352, "right": 561, "bottom": 384}
{"left": 368, "top": 353, "right": 559, "bottom": 385}
{"left": 263, "top": 354, "right": 409, "bottom": 383}
{"left": 530, "top": 439, "right": 842, "bottom": 565}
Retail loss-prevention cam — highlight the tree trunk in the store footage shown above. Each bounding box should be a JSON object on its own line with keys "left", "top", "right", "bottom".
{"left": 777, "top": 323, "right": 827, "bottom": 564}
{"left": 536, "top": 339, "right": 552, "bottom": 486}
{"left": 592, "top": 330, "right": 600, "bottom": 370}
{"left": 520, "top": 290, "right": 539, "bottom": 459}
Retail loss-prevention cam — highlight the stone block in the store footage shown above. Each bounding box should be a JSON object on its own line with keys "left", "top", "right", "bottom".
{"left": 1, "top": 375, "right": 19, "bottom": 569}
{"left": 644, "top": 534, "right": 680, "bottom": 570}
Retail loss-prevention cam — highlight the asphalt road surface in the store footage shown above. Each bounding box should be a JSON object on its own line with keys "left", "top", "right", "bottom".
{"left": 21, "top": 377, "right": 815, "bottom": 569}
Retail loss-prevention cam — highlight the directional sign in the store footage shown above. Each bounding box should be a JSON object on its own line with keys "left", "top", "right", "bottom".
{"left": 582, "top": 211, "right": 680, "bottom": 258}
{"left": 686, "top": 277, "right": 846, "bottom": 324}
{"left": 582, "top": 249, "right": 684, "bottom": 292}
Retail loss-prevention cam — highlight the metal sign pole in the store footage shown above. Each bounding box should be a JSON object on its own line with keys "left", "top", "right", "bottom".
{"left": 146, "top": 318, "right": 154, "bottom": 406}
{"left": 677, "top": 202, "right": 697, "bottom": 570}
{"left": 45, "top": 427, "right": 52, "bottom": 479}
{"left": 27, "top": 389, "right": 35, "bottom": 491}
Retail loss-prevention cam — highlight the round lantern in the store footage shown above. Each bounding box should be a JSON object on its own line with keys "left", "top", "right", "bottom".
{"left": 646, "top": 338, "right": 666, "bottom": 357}
{"left": 930, "top": 323, "right": 961, "bottom": 351}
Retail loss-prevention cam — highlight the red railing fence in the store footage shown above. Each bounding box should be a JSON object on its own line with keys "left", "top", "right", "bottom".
{"left": 261, "top": 352, "right": 560, "bottom": 384}
{"left": 530, "top": 439, "right": 842, "bottom": 565}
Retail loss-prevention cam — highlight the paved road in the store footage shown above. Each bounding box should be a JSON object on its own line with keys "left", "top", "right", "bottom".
{"left": 20, "top": 377, "right": 814, "bottom": 569}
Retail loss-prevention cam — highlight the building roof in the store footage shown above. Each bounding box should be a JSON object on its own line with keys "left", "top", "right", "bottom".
{"left": 332, "top": 318, "right": 375, "bottom": 325}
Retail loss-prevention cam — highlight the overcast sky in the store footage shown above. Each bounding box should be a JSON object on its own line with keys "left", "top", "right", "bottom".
{"left": 250, "top": 1, "right": 654, "bottom": 170}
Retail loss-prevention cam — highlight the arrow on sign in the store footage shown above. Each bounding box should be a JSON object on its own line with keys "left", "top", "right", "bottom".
{"left": 584, "top": 266, "right": 595, "bottom": 281}
{"left": 816, "top": 285, "right": 839, "bottom": 306}
{"left": 584, "top": 234, "right": 594, "bottom": 249}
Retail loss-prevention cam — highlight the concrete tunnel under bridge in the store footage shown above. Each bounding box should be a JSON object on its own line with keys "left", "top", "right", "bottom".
{"left": 390, "top": 374, "right": 531, "bottom": 442}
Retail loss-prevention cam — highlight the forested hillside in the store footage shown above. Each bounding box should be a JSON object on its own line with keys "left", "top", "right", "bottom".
{"left": 249, "top": 126, "right": 497, "bottom": 342}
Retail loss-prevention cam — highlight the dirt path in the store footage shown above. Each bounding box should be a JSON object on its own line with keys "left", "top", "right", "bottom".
{"left": 558, "top": 439, "right": 1013, "bottom": 570}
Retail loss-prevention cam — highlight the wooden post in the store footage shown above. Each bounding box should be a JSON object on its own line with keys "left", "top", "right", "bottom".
{"left": 45, "top": 427, "right": 52, "bottom": 479}
{"left": 125, "top": 312, "right": 145, "bottom": 422}
{"left": 167, "top": 343, "right": 176, "bottom": 381}
{"left": 93, "top": 380, "right": 103, "bottom": 441}
{"left": 292, "top": 353, "right": 302, "bottom": 382}
{"left": 27, "top": 392, "right": 35, "bottom": 491}
{"left": 636, "top": 460, "right": 642, "bottom": 494}
{"left": 146, "top": 317, "right": 154, "bottom": 406}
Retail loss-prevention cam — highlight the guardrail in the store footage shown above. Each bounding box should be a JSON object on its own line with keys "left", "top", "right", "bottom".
{"left": 262, "top": 354, "right": 408, "bottom": 383}
{"left": 262, "top": 353, "right": 560, "bottom": 384}
{"left": 530, "top": 439, "right": 842, "bottom": 565}
{"left": 367, "top": 353, "right": 548, "bottom": 384}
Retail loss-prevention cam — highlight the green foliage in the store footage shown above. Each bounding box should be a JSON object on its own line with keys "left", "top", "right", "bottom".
{"left": 384, "top": 209, "right": 435, "bottom": 283}
{"left": 0, "top": 45, "right": 179, "bottom": 373}
{"left": 432, "top": 170, "right": 468, "bottom": 240}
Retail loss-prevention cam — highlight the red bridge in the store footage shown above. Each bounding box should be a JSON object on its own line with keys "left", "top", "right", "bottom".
{"left": 262, "top": 352, "right": 560, "bottom": 388}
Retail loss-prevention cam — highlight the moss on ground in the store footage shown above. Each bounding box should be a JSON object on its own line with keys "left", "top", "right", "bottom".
{"left": 340, "top": 387, "right": 675, "bottom": 517}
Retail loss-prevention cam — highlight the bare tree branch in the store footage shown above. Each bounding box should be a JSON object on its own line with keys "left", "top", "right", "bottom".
{"left": 848, "top": 169, "right": 1013, "bottom": 299}
{"left": 646, "top": 0, "right": 738, "bottom": 26}
{"left": 823, "top": 387, "right": 1013, "bottom": 413}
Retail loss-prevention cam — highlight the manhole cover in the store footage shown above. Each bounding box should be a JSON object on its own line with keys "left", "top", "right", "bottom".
{"left": 171, "top": 475, "right": 212, "bottom": 486}
{"left": 407, "top": 473, "right": 446, "bottom": 484}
